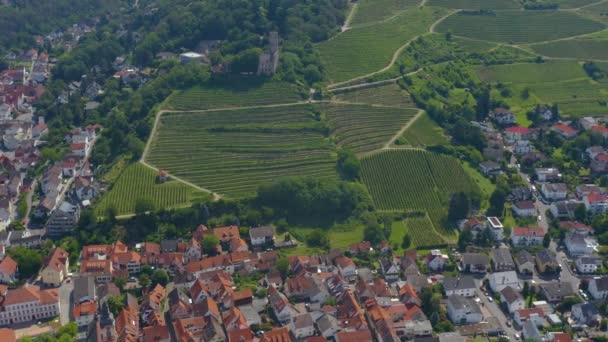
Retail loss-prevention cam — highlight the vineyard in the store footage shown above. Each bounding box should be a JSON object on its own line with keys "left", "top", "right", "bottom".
{"left": 333, "top": 82, "right": 415, "bottom": 107}
{"left": 318, "top": 6, "right": 449, "bottom": 82}
{"left": 403, "top": 213, "right": 447, "bottom": 248}
{"left": 476, "top": 60, "right": 587, "bottom": 84}
{"left": 428, "top": 0, "right": 520, "bottom": 9}
{"left": 437, "top": 11, "right": 604, "bottom": 44}
{"left": 95, "top": 163, "right": 207, "bottom": 216}
{"left": 164, "top": 81, "right": 302, "bottom": 110}
{"left": 556, "top": 0, "right": 604, "bottom": 8}
{"left": 531, "top": 39, "right": 608, "bottom": 60}
{"left": 398, "top": 112, "right": 448, "bottom": 147}
{"left": 145, "top": 105, "right": 338, "bottom": 198}
{"left": 583, "top": 0, "right": 608, "bottom": 11}
{"left": 323, "top": 103, "right": 419, "bottom": 153}
{"left": 360, "top": 150, "right": 480, "bottom": 211}
{"left": 351, "top": 0, "right": 422, "bottom": 26}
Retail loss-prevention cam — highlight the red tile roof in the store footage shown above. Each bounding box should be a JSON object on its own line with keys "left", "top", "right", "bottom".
{"left": 0, "top": 328, "right": 16, "bottom": 342}
{"left": 587, "top": 192, "right": 608, "bottom": 203}
{"left": 506, "top": 126, "right": 531, "bottom": 134}
{"left": 0, "top": 256, "right": 18, "bottom": 276}
{"left": 592, "top": 125, "right": 608, "bottom": 134}
{"left": 43, "top": 247, "right": 68, "bottom": 272}
{"left": 552, "top": 123, "right": 577, "bottom": 136}
{"left": 513, "top": 227, "right": 545, "bottom": 237}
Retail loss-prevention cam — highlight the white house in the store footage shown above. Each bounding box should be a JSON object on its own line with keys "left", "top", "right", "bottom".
{"left": 0, "top": 285, "right": 60, "bottom": 325}
{"left": 289, "top": 313, "right": 315, "bottom": 339}
{"left": 335, "top": 256, "right": 357, "bottom": 280}
{"left": 571, "top": 303, "right": 601, "bottom": 327}
{"left": 486, "top": 217, "right": 504, "bottom": 241}
{"left": 488, "top": 271, "right": 519, "bottom": 293}
{"left": 248, "top": 226, "right": 274, "bottom": 246}
{"left": 442, "top": 276, "right": 476, "bottom": 297}
{"left": 588, "top": 276, "right": 608, "bottom": 300}
{"left": 512, "top": 201, "right": 535, "bottom": 217}
{"left": 511, "top": 227, "right": 545, "bottom": 247}
{"left": 584, "top": 193, "right": 608, "bottom": 215}
{"left": 514, "top": 308, "right": 545, "bottom": 327}
{"left": 500, "top": 286, "right": 525, "bottom": 314}
{"left": 535, "top": 168, "right": 561, "bottom": 182}
{"left": 447, "top": 295, "right": 482, "bottom": 325}
{"left": 490, "top": 108, "right": 515, "bottom": 126}
{"left": 268, "top": 285, "right": 295, "bottom": 324}
{"left": 540, "top": 183, "right": 568, "bottom": 201}
{"left": 564, "top": 232, "right": 598, "bottom": 256}
{"left": 514, "top": 140, "right": 532, "bottom": 155}
{"left": 575, "top": 256, "right": 603, "bottom": 274}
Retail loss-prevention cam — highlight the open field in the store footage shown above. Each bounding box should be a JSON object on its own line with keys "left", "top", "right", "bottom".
{"left": 403, "top": 213, "right": 448, "bottom": 248}
{"left": 361, "top": 150, "right": 480, "bottom": 211}
{"left": 351, "top": 0, "right": 422, "bottom": 25}
{"left": 95, "top": 163, "right": 207, "bottom": 216}
{"left": 528, "top": 78, "right": 607, "bottom": 101}
{"left": 531, "top": 39, "right": 608, "bottom": 60}
{"left": 476, "top": 61, "right": 587, "bottom": 84}
{"left": 318, "top": 6, "right": 449, "bottom": 83}
{"left": 583, "top": 0, "right": 608, "bottom": 11}
{"left": 436, "top": 11, "right": 604, "bottom": 44}
{"left": 428, "top": 0, "right": 520, "bottom": 9}
{"left": 397, "top": 112, "right": 448, "bottom": 147}
{"left": 324, "top": 104, "right": 419, "bottom": 153}
{"left": 556, "top": 0, "right": 604, "bottom": 8}
{"left": 146, "top": 105, "right": 338, "bottom": 198}
{"left": 333, "top": 82, "right": 414, "bottom": 106}
{"left": 164, "top": 81, "right": 302, "bottom": 110}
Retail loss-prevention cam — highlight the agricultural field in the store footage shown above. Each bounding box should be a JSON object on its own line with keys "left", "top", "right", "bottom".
{"left": 531, "top": 39, "right": 608, "bottom": 60}
{"left": 555, "top": 0, "right": 605, "bottom": 8}
{"left": 528, "top": 78, "right": 607, "bottom": 102}
{"left": 583, "top": 0, "right": 608, "bottom": 11}
{"left": 318, "top": 6, "right": 449, "bottom": 83}
{"left": 403, "top": 213, "right": 448, "bottom": 248}
{"left": 360, "top": 149, "right": 480, "bottom": 211}
{"left": 428, "top": 0, "right": 520, "bottom": 9}
{"left": 351, "top": 0, "right": 422, "bottom": 26}
{"left": 476, "top": 61, "right": 587, "bottom": 84}
{"left": 146, "top": 105, "right": 338, "bottom": 198}
{"left": 436, "top": 11, "right": 604, "bottom": 44}
{"left": 332, "top": 82, "right": 414, "bottom": 106}
{"left": 324, "top": 104, "right": 419, "bottom": 153}
{"left": 95, "top": 163, "right": 207, "bottom": 216}
{"left": 164, "top": 81, "right": 302, "bottom": 110}
{"left": 397, "top": 112, "right": 448, "bottom": 147}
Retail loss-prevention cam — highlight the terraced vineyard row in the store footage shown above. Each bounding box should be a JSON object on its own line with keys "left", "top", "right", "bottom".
{"left": 164, "top": 81, "right": 302, "bottom": 110}
{"left": 146, "top": 105, "right": 338, "bottom": 198}
{"left": 360, "top": 149, "right": 480, "bottom": 211}
{"left": 404, "top": 214, "right": 447, "bottom": 248}
{"left": 531, "top": 39, "right": 608, "bottom": 60}
{"left": 437, "top": 11, "right": 604, "bottom": 44}
{"left": 95, "top": 163, "right": 207, "bottom": 216}
{"left": 398, "top": 112, "right": 448, "bottom": 147}
{"left": 428, "top": 0, "right": 520, "bottom": 9}
{"left": 324, "top": 104, "right": 418, "bottom": 153}
{"left": 351, "top": 0, "right": 422, "bottom": 26}
{"left": 333, "top": 82, "right": 415, "bottom": 107}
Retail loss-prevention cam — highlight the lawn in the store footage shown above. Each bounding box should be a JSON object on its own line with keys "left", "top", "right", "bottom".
{"left": 145, "top": 104, "right": 338, "bottom": 198}
{"left": 531, "top": 38, "right": 608, "bottom": 60}
{"left": 333, "top": 82, "right": 415, "bottom": 107}
{"left": 397, "top": 112, "right": 448, "bottom": 147}
{"left": 428, "top": 0, "right": 520, "bottom": 9}
{"left": 164, "top": 80, "right": 303, "bottom": 110}
{"left": 351, "top": 0, "right": 422, "bottom": 26}
{"left": 318, "top": 6, "right": 449, "bottom": 83}
{"left": 476, "top": 60, "right": 587, "bottom": 84}
{"left": 323, "top": 103, "right": 419, "bottom": 153}
{"left": 436, "top": 10, "right": 604, "bottom": 44}
{"left": 95, "top": 163, "right": 208, "bottom": 216}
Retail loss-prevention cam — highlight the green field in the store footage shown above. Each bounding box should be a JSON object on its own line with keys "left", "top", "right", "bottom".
{"left": 164, "top": 81, "right": 302, "bottom": 110}
{"left": 583, "top": 0, "right": 608, "bottom": 11}
{"left": 531, "top": 39, "right": 608, "bottom": 60}
{"left": 476, "top": 61, "right": 587, "bottom": 84}
{"left": 398, "top": 112, "right": 448, "bottom": 147}
{"left": 95, "top": 163, "right": 207, "bottom": 216}
{"left": 318, "top": 6, "right": 449, "bottom": 83}
{"left": 351, "top": 0, "right": 422, "bottom": 25}
{"left": 403, "top": 213, "right": 448, "bottom": 248}
{"left": 437, "top": 11, "right": 604, "bottom": 44}
{"left": 361, "top": 149, "right": 480, "bottom": 211}
{"left": 146, "top": 105, "right": 338, "bottom": 198}
{"left": 324, "top": 104, "right": 419, "bottom": 153}
{"left": 428, "top": 0, "right": 520, "bottom": 9}
{"left": 333, "top": 82, "right": 414, "bottom": 106}
{"left": 556, "top": 0, "right": 604, "bottom": 8}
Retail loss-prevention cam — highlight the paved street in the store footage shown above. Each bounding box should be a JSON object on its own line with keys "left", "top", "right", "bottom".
{"left": 474, "top": 278, "right": 518, "bottom": 340}
{"left": 59, "top": 278, "right": 74, "bottom": 325}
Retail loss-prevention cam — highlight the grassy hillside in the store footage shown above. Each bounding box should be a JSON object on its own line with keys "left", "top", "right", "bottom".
{"left": 476, "top": 60, "right": 587, "bottom": 84}
{"left": 333, "top": 83, "right": 414, "bottom": 106}
{"left": 531, "top": 39, "right": 608, "bottom": 60}
{"left": 351, "top": 0, "right": 422, "bottom": 25}
{"left": 146, "top": 105, "right": 337, "bottom": 198}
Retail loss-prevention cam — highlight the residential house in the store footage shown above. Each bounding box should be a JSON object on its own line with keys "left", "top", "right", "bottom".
{"left": 513, "top": 140, "right": 531, "bottom": 155}
{"left": 45, "top": 201, "right": 80, "bottom": 237}
{"left": 335, "top": 330, "right": 372, "bottom": 342}
{"left": 39, "top": 247, "right": 69, "bottom": 287}
{"left": 73, "top": 299, "right": 96, "bottom": 340}
{"left": 447, "top": 295, "right": 482, "bottom": 325}
{"left": 0, "top": 285, "right": 59, "bottom": 325}
{"left": 559, "top": 221, "right": 594, "bottom": 235}
{"left": 591, "top": 124, "right": 608, "bottom": 138}
{"left": 535, "top": 168, "right": 562, "bottom": 182}
{"left": 442, "top": 276, "right": 476, "bottom": 297}
{"left": 511, "top": 226, "right": 545, "bottom": 247}
{"left": 268, "top": 285, "right": 295, "bottom": 324}
{"left": 461, "top": 253, "right": 489, "bottom": 273}
{"left": 488, "top": 271, "right": 519, "bottom": 293}
{"left": 571, "top": 302, "right": 601, "bottom": 327}
{"left": 550, "top": 200, "right": 581, "bottom": 219}
{"left": 539, "top": 281, "right": 576, "bottom": 302}
{"left": 424, "top": 252, "right": 448, "bottom": 272}
{"left": 489, "top": 108, "right": 515, "bottom": 126}
{"left": 505, "top": 126, "right": 533, "bottom": 143}
{"left": 512, "top": 201, "right": 536, "bottom": 217}
{"left": 0, "top": 256, "right": 17, "bottom": 283}
{"left": 535, "top": 249, "right": 559, "bottom": 274}
{"left": 551, "top": 123, "right": 578, "bottom": 139}
{"left": 349, "top": 241, "right": 372, "bottom": 255}
{"left": 585, "top": 146, "right": 605, "bottom": 160}
{"left": 591, "top": 152, "right": 608, "bottom": 174}
{"left": 575, "top": 184, "right": 603, "bottom": 199}
{"left": 491, "top": 248, "right": 515, "bottom": 272}
{"left": 335, "top": 256, "right": 357, "bottom": 281}
{"left": 317, "top": 314, "right": 340, "bottom": 338}
{"left": 564, "top": 232, "right": 598, "bottom": 256}
{"left": 588, "top": 276, "right": 608, "bottom": 300}
{"left": 500, "top": 286, "right": 525, "bottom": 314}
{"left": 522, "top": 320, "right": 544, "bottom": 341}
{"left": 249, "top": 226, "right": 274, "bottom": 247}
{"left": 575, "top": 256, "right": 603, "bottom": 274}
{"left": 261, "top": 327, "right": 292, "bottom": 342}
{"left": 479, "top": 161, "right": 501, "bottom": 176}
{"left": 290, "top": 313, "right": 315, "bottom": 339}
{"left": 536, "top": 105, "right": 553, "bottom": 121}
{"left": 486, "top": 217, "right": 504, "bottom": 241}
{"left": 400, "top": 252, "right": 420, "bottom": 276}
{"left": 514, "top": 307, "right": 545, "bottom": 327}
{"left": 584, "top": 193, "right": 608, "bottom": 215}
{"left": 380, "top": 258, "right": 399, "bottom": 282}
{"left": 540, "top": 183, "right": 568, "bottom": 201}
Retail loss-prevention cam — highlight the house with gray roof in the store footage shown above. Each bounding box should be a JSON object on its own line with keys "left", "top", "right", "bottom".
{"left": 249, "top": 226, "right": 274, "bottom": 246}
{"left": 447, "top": 295, "right": 482, "bottom": 325}
{"left": 491, "top": 248, "right": 515, "bottom": 272}
{"left": 442, "top": 276, "right": 476, "bottom": 297}
{"left": 514, "top": 250, "right": 535, "bottom": 274}
{"left": 572, "top": 302, "right": 601, "bottom": 327}
{"left": 539, "top": 281, "right": 576, "bottom": 302}
{"left": 575, "top": 255, "right": 603, "bottom": 274}
{"left": 588, "top": 276, "right": 608, "bottom": 300}
{"left": 461, "top": 253, "right": 490, "bottom": 273}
